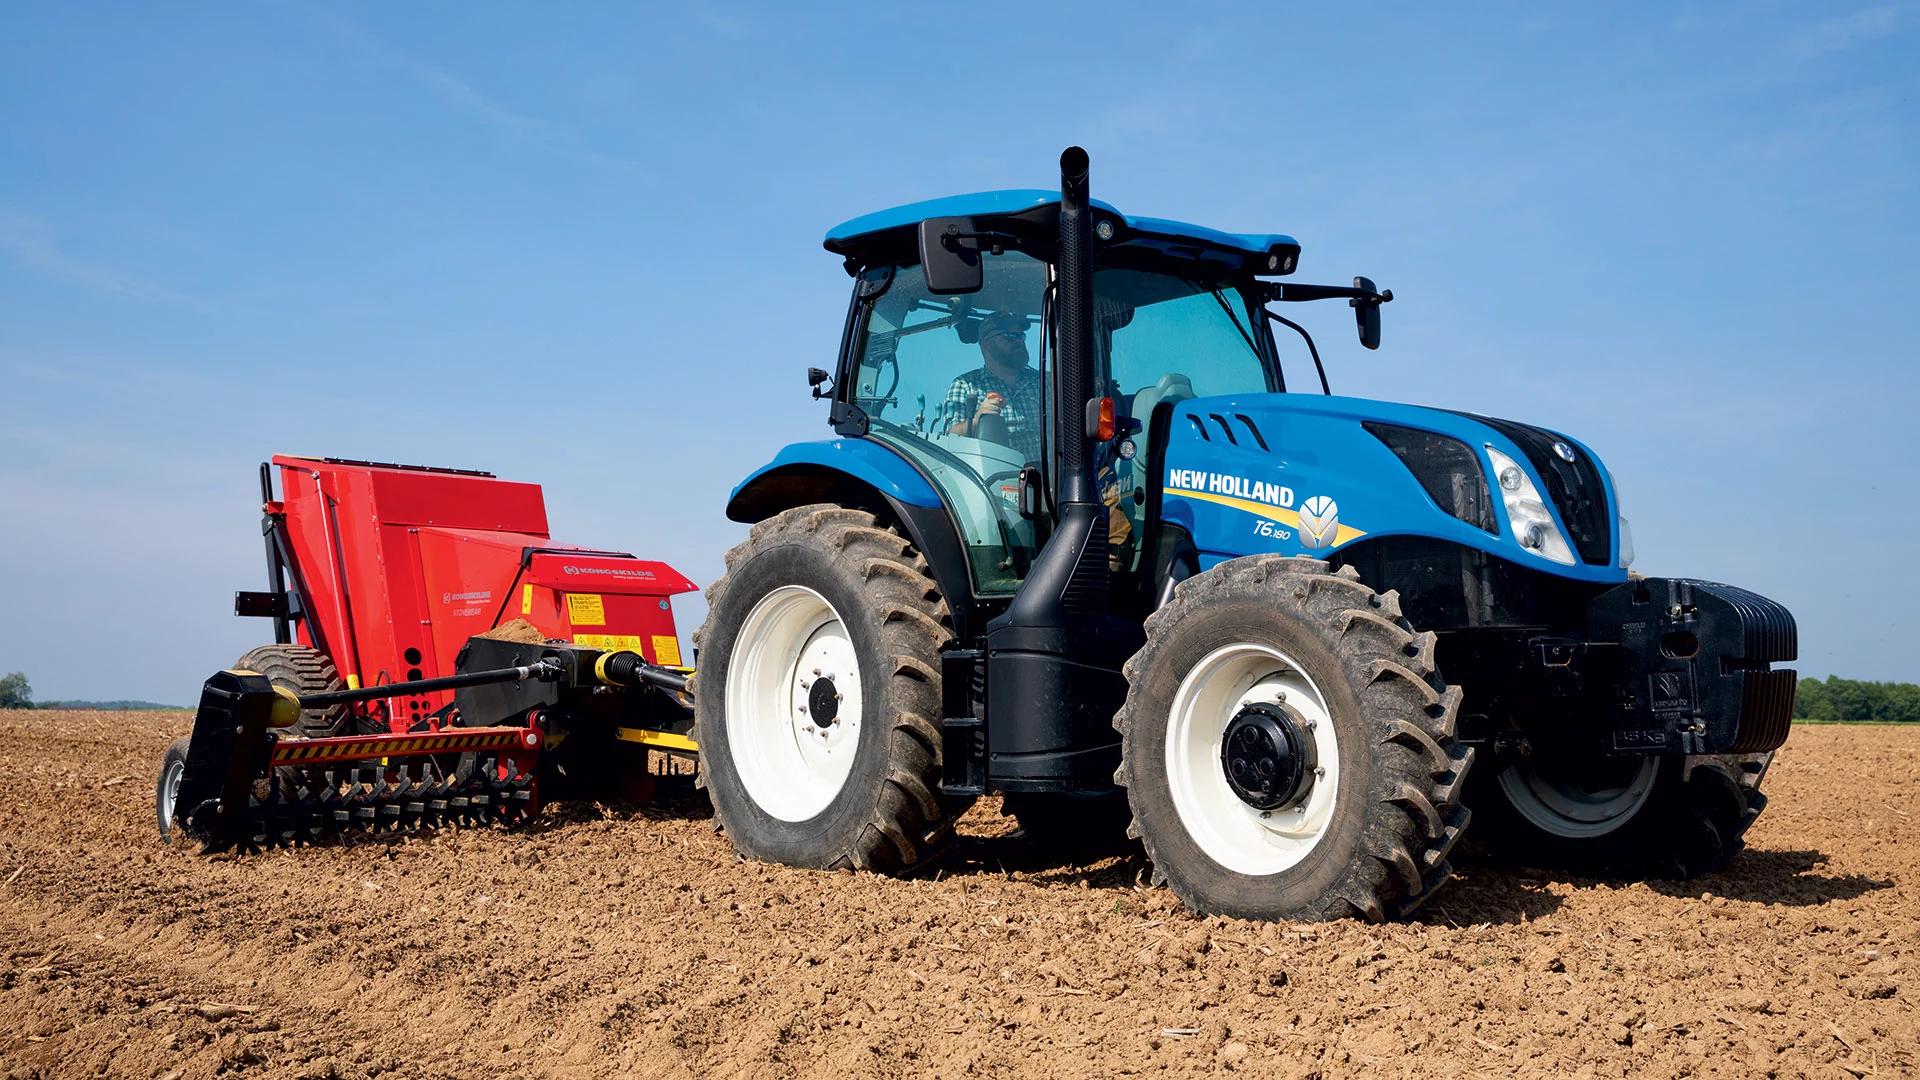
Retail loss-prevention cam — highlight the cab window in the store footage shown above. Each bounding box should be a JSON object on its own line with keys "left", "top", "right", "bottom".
{"left": 852, "top": 254, "right": 1049, "bottom": 595}
{"left": 1094, "top": 270, "right": 1274, "bottom": 570}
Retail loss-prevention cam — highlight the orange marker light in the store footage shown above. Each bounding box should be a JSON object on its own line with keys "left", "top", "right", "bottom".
{"left": 1095, "top": 396, "right": 1115, "bottom": 441}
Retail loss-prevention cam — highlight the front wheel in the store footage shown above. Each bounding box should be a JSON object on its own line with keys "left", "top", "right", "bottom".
{"left": 691, "top": 505, "right": 963, "bottom": 873}
{"left": 1115, "top": 556, "right": 1474, "bottom": 922}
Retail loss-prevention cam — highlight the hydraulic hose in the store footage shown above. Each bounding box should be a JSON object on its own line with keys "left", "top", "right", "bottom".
{"left": 295, "top": 659, "right": 562, "bottom": 709}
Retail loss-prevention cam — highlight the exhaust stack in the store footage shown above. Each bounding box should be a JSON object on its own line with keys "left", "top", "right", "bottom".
{"left": 1055, "top": 146, "right": 1095, "bottom": 506}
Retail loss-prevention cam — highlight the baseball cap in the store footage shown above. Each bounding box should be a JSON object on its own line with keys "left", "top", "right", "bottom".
{"left": 980, "top": 311, "right": 1030, "bottom": 342}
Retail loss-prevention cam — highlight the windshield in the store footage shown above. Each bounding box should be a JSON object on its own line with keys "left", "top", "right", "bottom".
{"left": 849, "top": 253, "right": 1276, "bottom": 593}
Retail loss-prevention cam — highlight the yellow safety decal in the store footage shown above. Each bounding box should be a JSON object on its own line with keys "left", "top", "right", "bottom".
{"left": 651, "top": 635, "right": 682, "bottom": 667}
{"left": 613, "top": 727, "right": 699, "bottom": 753}
{"left": 345, "top": 673, "right": 362, "bottom": 690}
{"left": 574, "top": 633, "right": 645, "bottom": 652}
{"left": 521, "top": 583, "right": 534, "bottom": 615}
{"left": 1165, "top": 487, "right": 1368, "bottom": 548}
{"left": 566, "top": 593, "right": 606, "bottom": 626}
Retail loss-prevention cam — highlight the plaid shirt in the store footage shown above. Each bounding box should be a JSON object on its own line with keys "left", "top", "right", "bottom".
{"left": 943, "top": 365, "right": 1045, "bottom": 462}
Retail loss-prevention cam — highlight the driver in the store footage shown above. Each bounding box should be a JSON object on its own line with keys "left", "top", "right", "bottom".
{"left": 943, "top": 311, "right": 1043, "bottom": 462}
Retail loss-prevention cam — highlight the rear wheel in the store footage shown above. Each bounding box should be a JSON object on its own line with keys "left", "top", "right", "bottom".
{"left": 691, "top": 505, "right": 963, "bottom": 873}
{"left": 1468, "top": 751, "right": 1769, "bottom": 878}
{"left": 1116, "top": 555, "right": 1473, "bottom": 922}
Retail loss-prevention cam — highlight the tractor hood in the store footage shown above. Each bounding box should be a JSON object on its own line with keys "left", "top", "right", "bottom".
{"left": 1155, "top": 393, "right": 1628, "bottom": 584}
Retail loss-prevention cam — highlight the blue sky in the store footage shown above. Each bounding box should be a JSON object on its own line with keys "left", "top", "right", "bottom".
{"left": 1, "top": 3, "right": 1915, "bottom": 703}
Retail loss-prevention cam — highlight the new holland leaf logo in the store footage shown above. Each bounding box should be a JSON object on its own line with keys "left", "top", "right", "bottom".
{"left": 1298, "top": 496, "right": 1340, "bottom": 550}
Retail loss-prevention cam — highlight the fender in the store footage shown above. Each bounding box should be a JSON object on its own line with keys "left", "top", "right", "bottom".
{"left": 728, "top": 439, "right": 941, "bottom": 521}
{"left": 727, "top": 439, "right": 976, "bottom": 634}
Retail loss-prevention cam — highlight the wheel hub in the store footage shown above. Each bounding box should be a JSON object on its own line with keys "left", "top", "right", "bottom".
{"left": 805, "top": 675, "right": 839, "bottom": 727}
{"left": 1220, "top": 701, "right": 1316, "bottom": 810}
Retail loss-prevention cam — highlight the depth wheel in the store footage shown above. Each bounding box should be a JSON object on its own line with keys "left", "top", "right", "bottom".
{"left": 234, "top": 644, "right": 348, "bottom": 738}
{"left": 156, "top": 736, "right": 191, "bottom": 842}
{"left": 1115, "top": 555, "right": 1473, "bottom": 922}
{"left": 235, "top": 644, "right": 349, "bottom": 794}
{"left": 1468, "top": 751, "right": 1770, "bottom": 878}
{"left": 691, "top": 505, "right": 964, "bottom": 873}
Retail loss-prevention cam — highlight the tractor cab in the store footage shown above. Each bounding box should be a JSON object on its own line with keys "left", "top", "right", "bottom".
{"left": 812, "top": 189, "right": 1376, "bottom": 615}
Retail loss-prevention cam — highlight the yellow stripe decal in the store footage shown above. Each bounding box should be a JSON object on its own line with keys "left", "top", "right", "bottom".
{"left": 613, "top": 727, "right": 699, "bottom": 753}
{"left": 1165, "top": 487, "right": 1367, "bottom": 547}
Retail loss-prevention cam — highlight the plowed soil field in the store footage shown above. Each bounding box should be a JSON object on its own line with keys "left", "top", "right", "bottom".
{"left": 0, "top": 710, "right": 1913, "bottom": 1080}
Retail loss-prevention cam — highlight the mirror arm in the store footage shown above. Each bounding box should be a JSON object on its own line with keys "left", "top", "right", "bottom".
{"left": 1266, "top": 310, "right": 1330, "bottom": 396}
{"left": 940, "top": 227, "right": 1022, "bottom": 258}
{"left": 1261, "top": 281, "right": 1393, "bottom": 306}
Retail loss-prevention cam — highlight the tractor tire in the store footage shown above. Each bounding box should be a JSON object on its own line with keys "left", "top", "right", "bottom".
{"left": 690, "top": 504, "right": 963, "bottom": 874}
{"left": 1466, "top": 751, "right": 1770, "bottom": 878}
{"left": 1000, "top": 791, "right": 1138, "bottom": 859}
{"left": 1114, "top": 555, "right": 1474, "bottom": 922}
{"left": 234, "top": 644, "right": 348, "bottom": 739}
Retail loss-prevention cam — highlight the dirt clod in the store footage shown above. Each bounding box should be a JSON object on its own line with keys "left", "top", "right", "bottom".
{"left": 0, "top": 710, "right": 1913, "bottom": 1079}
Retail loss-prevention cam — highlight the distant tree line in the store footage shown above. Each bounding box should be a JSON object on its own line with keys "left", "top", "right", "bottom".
{"left": 0, "top": 672, "right": 180, "bottom": 711}
{"left": 1795, "top": 676, "right": 1920, "bottom": 724}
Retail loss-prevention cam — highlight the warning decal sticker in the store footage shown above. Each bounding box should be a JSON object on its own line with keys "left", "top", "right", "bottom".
{"left": 565, "top": 593, "right": 607, "bottom": 626}
{"left": 574, "top": 633, "right": 643, "bottom": 652}
{"left": 651, "top": 635, "right": 683, "bottom": 667}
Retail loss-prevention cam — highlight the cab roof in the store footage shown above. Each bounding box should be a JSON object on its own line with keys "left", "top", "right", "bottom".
{"left": 824, "top": 188, "right": 1299, "bottom": 269}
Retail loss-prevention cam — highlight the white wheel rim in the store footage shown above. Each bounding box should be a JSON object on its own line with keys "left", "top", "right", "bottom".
{"left": 725, "top": 585, "right": 864, "bottom": 822}
{"left": 1499, "top": 755, "right": 1658, "bottom": 838}
{"left": 1165, "top": 643, "right": 1340, "bottom": 876}
{"left": 157, "top": 758, "right": 185, "bottom": 839}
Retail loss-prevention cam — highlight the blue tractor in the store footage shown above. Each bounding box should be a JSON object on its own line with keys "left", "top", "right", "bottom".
{"left": 693, "top": 148, "right": 1796, "bottom": 922}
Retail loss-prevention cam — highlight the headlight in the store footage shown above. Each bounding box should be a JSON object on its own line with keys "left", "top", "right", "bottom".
{"left": 1485, "top": 444, "right": 1576, "bottom": 565}
{"left": 1610, "top": 472, "right": 1635, "bottom": 568}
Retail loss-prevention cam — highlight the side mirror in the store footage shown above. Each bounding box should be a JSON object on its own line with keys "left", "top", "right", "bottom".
{"left": 918, "top": 216, "right": 984, "bottom": 295}
{"left": 1352, "top": 276, "right": 1383, "bottom": 350}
